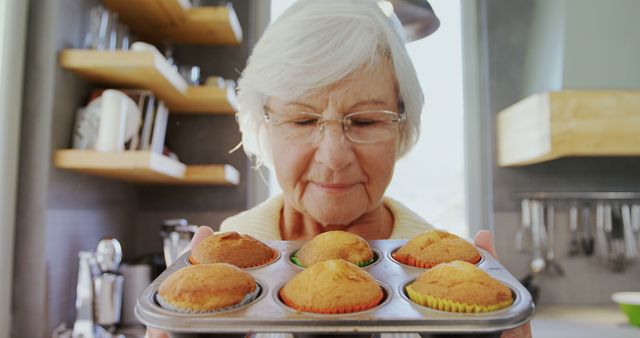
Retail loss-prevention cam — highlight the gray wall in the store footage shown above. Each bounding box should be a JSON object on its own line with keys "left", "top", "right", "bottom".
{"left": 0, "top": 0, "right": 28, "bottom": 335}
{"left": 13, "top": 0, "right": 260, "bottom": 337}
{"left": 483, "top": 0, "right": 640, "bottom": 305}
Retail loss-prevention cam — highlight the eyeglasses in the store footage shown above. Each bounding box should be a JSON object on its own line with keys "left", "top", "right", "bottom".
{"left": 264, "top": 107, "right": 406, "bottom": 145}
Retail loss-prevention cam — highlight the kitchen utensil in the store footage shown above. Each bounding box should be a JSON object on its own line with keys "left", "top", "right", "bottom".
{"left": 160, "top": 219, "right": 198, "bottom": 267}
{"left": 72, "top": 251, "right": 97, "bottom": 338}
{"left": 609, "top": 238, "right": 627, "bottom": 272}
{"left": 611, "top": 292, "right": 640, "bottom": 327}
{"left": 544, "top": 205, "right": 564, "bottom": 276}
{"left": 631, "top": 204, "right": 640, "bottom": 247}
{"left": 93, "top": 90, "right": 142, "bottom": 152}
{"left": 608, "top": 206, "right": 627, "bottom": 272}
{"left": 594, "top": 203, "right": 609, "bottom": 263}
{"left": 178, "top": 65, "right": 201, "bottom": 85}
{"left": 106, "top": 11, "right": 119, "bottom": 51}
{"left": 515, "top": 199, "right": 532, "bottom": 253}
{"left": 581, "top": 206, "right": 594, "bottom": 256}
{"left": 83, "top": 6, "right": 100, "bottom": 49}
{"left": 116, "top": 23, "right": 131, "bottom": 50}
{"left": 96, "top": 238, "right": 123, "bottom": 273}
{"left": 136, "top": 240, "right": 534, "bottom": 336}
{"left": 94, "top": 238, "right": 125, "bottom": 329}
{"left": 120, "top": 264, "right": 151, "bottom": 325}
{"left": 530, "top": 200, "right": 546, "bottom": 274}
{"left": 568, "top": 205, "right": 581, "bottom": 256}
{"left": 621, "top": 204, "right": 638, "bottom": 259}
{"left": 94, "top": 272, "right": 124, "bottom": 327}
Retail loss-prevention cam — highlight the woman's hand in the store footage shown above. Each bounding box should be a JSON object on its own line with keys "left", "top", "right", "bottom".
{"left": 146, "top": 226, "right": 215, "bottom": 338}
{"left": 474, "top": 230, "right": 532, "bottom": 338}
{"left": 187, "top": 226, "right": 215, "bottom": 251}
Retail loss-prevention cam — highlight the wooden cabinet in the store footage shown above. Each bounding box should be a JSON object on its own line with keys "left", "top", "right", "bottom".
{"left": 497, "top": 90, "right": 640, "bottom": 167}
{"left": 103, "top": 0, "right": 242, "bottom": 45}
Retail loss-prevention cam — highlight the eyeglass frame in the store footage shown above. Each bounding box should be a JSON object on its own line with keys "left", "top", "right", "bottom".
{"left": 262, "top": 105, "right": 407, "bottom": 144}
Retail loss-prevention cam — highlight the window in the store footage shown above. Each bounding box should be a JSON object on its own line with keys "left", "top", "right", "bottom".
{"left": 268, "top": 0, "right": 467, "bottom": 236}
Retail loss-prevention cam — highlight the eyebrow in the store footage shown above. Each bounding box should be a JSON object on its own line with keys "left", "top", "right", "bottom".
{"left": 348, "top": 99, "right": 391, "bottom": 110}
{"left": 283, "top": 101, "right": 319, "bottom": 112}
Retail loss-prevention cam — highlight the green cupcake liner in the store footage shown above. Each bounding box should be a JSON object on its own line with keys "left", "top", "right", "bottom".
{"left": 290, "top": 250, "right": 377, "bottom": 268}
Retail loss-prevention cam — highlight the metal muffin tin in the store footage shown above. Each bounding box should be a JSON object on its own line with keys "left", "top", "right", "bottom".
{"left": 136, "top": 239, "right": 535, "bottom": 336}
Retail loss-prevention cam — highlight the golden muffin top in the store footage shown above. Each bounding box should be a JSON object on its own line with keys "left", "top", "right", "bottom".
{"left": 295, "top": 230, "right": 373, "bottom": 267}
{"left": 158, "top": 263, "right": 257, "bottom": 312}
{"left": 280, "top": 259, "right": 383, "bottom": 313}
{"left": 190, "top": 231, "right": 276, "bottom": 268}
{"left": 409, "top": 261, "right": 512, "bottom": 306}
{"left": 394, "top": 229, "right": 481, "bottom": 267}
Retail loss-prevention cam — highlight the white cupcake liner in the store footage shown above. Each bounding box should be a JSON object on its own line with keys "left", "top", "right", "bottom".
{"left": 157, "top": 284, "right": 261, "bottom": 314}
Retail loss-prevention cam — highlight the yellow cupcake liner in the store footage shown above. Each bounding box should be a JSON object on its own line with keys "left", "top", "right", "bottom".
{"left": 405, "top": 285, "right": 513, "bottom": 313}
{"left": 392, "top": 252, "right": 481, "bottom": 269}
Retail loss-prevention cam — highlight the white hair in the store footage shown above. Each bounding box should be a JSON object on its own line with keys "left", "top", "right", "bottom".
{"left": 236, "top": 0, "right": 424, "bottom": 169}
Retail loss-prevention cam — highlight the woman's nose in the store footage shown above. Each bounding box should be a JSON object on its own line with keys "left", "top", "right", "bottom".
{"left": 313, "top": 122, "right": 356, "bottom": 171}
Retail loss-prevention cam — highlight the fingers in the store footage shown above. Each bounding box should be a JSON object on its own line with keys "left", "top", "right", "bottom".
{"left": 474, "top": 230, "right": 499, "bottom": 259}
{"left": 500, "top": 322, "right": 532, "bottom": 338}
{"left": 186, "top": 226, "right": 215, "bottom": 251}
{"left": 146, "top": 327, "right": 170, "bottom": 338}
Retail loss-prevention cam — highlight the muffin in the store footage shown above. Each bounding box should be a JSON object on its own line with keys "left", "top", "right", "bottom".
{"left": 190, "top": 231, "right": 277, "bottom": 268}
{"left": 392, "top": 229, "right": 481, "bottom": 268}
{"left": 405, "top": 261, "right": 513, "bottom": 313}
{"left": 292, "top": 231, "right": 374, "bottom": 267}
{"left": 157, "top": 263, "right": 258, "bottom": 313}
{"left": 280, "top": 259, "right": 384, "bottom": 314}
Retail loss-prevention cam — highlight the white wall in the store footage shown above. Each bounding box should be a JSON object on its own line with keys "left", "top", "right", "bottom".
{"left": 0, "top": 0, "right": 28, "bottom": 336}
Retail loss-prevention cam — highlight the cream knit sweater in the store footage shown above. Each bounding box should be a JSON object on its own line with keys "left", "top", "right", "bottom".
{"left": 220, "top": 194, "right": 433, "bottom": 239}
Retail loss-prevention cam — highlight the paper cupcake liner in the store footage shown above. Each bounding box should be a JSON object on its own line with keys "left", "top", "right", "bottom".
{"left": 189, "top": 248, "right": 279, "bottom": 268}
{"left": 290, "top": 251, "right": 375, "bottom": 268}
{"left": 157, "top": 284, "right": 260, "bottom": 314}
{"left": 279, "top": 287, "right": 384, "bottom": 314}
{"left": 392, "top": 252, "right": 482, "bottom": 269}
{"left": 405, "top": 285, "right": 513, "bottom": 313}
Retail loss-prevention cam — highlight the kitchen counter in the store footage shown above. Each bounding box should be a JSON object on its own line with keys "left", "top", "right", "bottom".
{"left": 531, "top": 306, "right": 639, "bottom": 338}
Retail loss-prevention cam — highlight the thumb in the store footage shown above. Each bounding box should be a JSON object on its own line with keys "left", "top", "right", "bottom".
{"left": 474, "top": 230, "right": 499, "bottom": 259}
{"left": 187, "top": 226, "right": 215, "bottom": 251}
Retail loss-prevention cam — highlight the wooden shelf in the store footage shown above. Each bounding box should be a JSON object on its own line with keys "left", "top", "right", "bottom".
{"left": 103, "top": 0, "right": 242, "bottom": 45}
{"left": 169, "top": 85, "right": 237, "bottom": 114}
{"left": 54, "top": 150, "right": 239, "bottom": 185}
{"left": 60, "top": 49, "right": 236, "bottom": 114}
{"left": 497, "top": 90, "right": 640, "bottom": 167}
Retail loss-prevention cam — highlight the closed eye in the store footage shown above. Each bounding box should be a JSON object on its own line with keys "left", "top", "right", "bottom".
{"left": 290, "top": 117, "right": 319, "bottom": 126}
{"left": 350, "top": 117, "right": 382, "bottom": 127}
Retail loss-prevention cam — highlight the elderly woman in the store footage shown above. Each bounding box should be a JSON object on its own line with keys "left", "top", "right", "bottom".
{"left": 150, "top": 0, "right": 531, "bottom": 337}
{"left": 222, "top": 0, "right": 431, "bottom": 240}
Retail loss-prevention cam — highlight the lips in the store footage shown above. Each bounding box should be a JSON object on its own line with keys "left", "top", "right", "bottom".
{"left": 312, "top": 182, "right": 357, "bottom": 192}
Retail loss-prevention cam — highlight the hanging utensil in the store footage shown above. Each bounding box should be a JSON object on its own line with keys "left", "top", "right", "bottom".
{"left": 530, "top": 200, "right": 546, "bottom": 274}
{"left": 568, "top": 205, "right": 581, "bottom": 256}
{"left": 632, "top": 204, "right": 640, "bottom": 247}
{"left": 545, "top": 205, "right": 564, "bottom": 276}
{"left": 516, "top": 199, "right": 532, "bottom": 253}
{"left": 594, "top": 203, "right": 609, "bottom": 264}
{"left": 608, "top": 205, "right": 627, "bottom": 272}
{"left": 621, "top": 204, "right": 638, "bottom": 260}
{"left": 581, "top": 206, "right": 594, "bottom": 256}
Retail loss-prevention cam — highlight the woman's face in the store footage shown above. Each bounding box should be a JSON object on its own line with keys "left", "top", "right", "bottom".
{"left": 267, "top": 61, "right": 401, "bottom": 226}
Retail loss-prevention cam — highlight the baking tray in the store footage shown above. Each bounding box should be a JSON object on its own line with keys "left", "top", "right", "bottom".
{"left": 136, "top": 239, "right": 535, "bottom": 336}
